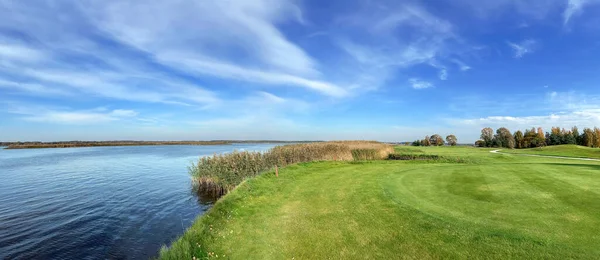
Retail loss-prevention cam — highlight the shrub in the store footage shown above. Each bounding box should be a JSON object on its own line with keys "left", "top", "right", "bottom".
{"left": 388, "top": 153, "right": 440, "bottom": 160}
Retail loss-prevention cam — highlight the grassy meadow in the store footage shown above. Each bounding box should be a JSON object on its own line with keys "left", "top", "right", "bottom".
{"left": 501, "top": 144, "right": 600, "bottom": 159}
{"left": 160, "top": 145, "right": 600, "bottom": 259}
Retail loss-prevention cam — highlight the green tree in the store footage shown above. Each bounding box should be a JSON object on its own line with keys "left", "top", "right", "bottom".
{"left": 537, "top": 127, "right": 546, "bottom": 146}
{"left": 422, "top": 136, "right": 431, "bottom": 146}
{"left": 495, "top": 127, "right": 515, "bottom": 148}
{"left": 430, "top": 134, "right": 445, "bottom": 146}
{"left": 481, "top": 127, "right": 494, "bottom": 147}
{"left": 595, "top": 127, "right": 600, "bottom": 148}
{"left": 411, "top": 140, "right": 422, "bottom": 146}
{"left": 582, "top": 128, "right": 594, "bottom": 147}
{"left": 514, "top": 130, "right": 524, "bottom": 149}
{"left": 547, "top": 127, "right": 562, "bottom": 146}
{"left": 564, "top": 131, "right": 576, "bottom": 145}
{"left": 445, "top": 135, "right": 458, "bottom": 146}
{"left": 523, "top": 127, "right": 545, "bottom": 148}
{"left": 475, "top": 140, "right": 485, "bottom": 147}
{"left": 572, "top": 126, "right": 581, "bottom": 145}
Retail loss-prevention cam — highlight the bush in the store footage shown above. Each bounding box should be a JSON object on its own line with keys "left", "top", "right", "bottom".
{"left": 387, "top": 153, "right": 440, "bottom": 160}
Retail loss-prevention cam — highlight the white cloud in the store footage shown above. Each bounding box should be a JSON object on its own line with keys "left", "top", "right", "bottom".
{"left": 156, "top": 53, "right": 347, "bottom": 97}
{"left": 447, "top": 91, "right": 600, "bottom": 141}
{"left": 0, "top": 43, "right": 47, "bottom": 63}
{"left": 110, "top": 109, "right": 138, "bottom": 117}
{"left": 507, "top": 39, "right": 537, "bottom": 58}
{"left": 563, "top": 0, "right": 592, "bottom": 25}
{"left": 6, "top": 103, "right": 139, "bottom": 124}
{"left": 409, "top": 78, "right": 434, "bottom": 89}
{"left": 454, "top": 109, "right": 600, "bottom": 130}
{"left": 439, "top": 69, "right": 448, "bottom": 80}
{"left": 451, "top": 59, "right": 471, "bottom": 71}
{"left": 0, "top": 79, "right": 71, "bottom": 96}
{"left": 80, "top": 0, "right": 347, "bottom": 97}
{"left": 332, "top": 2, "right": 464, "bottom": 92}
{"left": 451, "top": 0, "right": 565, "bottom": 20}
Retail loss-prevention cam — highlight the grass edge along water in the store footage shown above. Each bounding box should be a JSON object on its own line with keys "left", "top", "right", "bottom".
{"left": 189, "top": 141, "right": 395, "bottom": 197}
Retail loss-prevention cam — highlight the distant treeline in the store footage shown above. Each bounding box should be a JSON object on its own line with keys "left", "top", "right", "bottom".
{"left": 475, "top": 126, "right": 600, "bottom": 149}
{"left": 3, "top": 140, "right": 319, "bottom": 149}
{"left": 411, "top": 134, "right": 459, "bottom": 147}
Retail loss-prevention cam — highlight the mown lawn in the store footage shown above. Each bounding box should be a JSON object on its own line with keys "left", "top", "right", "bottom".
{"left": 159, "top": 146, "right": 600, "bottom": 259}
{"left": 501, "top": 144, "right": 600, "bottom": 159}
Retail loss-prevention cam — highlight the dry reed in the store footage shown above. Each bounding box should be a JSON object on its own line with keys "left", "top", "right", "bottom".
{"left": 190, "top": 141, "right": 394, "bottom": 196}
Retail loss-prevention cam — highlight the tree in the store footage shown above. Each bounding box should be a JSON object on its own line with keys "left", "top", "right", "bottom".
{"left": 582, "top": 128, "right": 594, "bottom": 147}
{"left": 412, "top": 140, "right": 422, "bottom": 146}
{"left": 475, "top": 140, "right": 485, "bottom": 147}
{"left": 430, "top": 134, "right": 445, "bottom": 146}
{"left": 572, "top": 126, "right": 581, "bottom": 145}
{"left": 495, "top": 127, "right": 515, "bottom": 149}
{"left": 446, "top": 135, "right": 458, "bottom": 146}
{"left": 595, "top": 127, "right": 600, "bottom": 148}
{"left": 547, "top": 127, "right": 562, "bottom": 146}
{"left": 422, "top": 136, "right": 431, "bottom": 146}
{"left": 523, "top": 127, "right": 545, "bottom": 148}
{"left": 564, "top": 131, "right": 576, "bottom": 145}
{"left": 481, "top": 127, "right": 494, "bottom": 147}
{"left": 514, "top": 130, "right": 524, "bottom": 149}
{"left": 537, "top": 127, "right": 546, "bottom": 146}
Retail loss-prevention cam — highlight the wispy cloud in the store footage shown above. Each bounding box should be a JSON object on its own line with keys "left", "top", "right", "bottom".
{"left": 563, "top": 0, "right": 594, "bottom": 25}
{"left": 447, "top": 90, "right": 600, "bottom": 136}
{"left": 329, "top": 2, "right": 472, "bottom": 92}
{"left": 81, "top": 0, "right": 348, "bottom": 97}
{"left": 439, "top": 69, "right": 448, "bottom": 80}
{"left": 454, "top": 109, "right": 600, "bottom": 130}
{"left": 0, "top": 79, "right": 71, "bottom": 96}
{"left": 6, "top": 103, "right": 138, "bottom": 124}
{"left": 450, "top": 59, "right": 471, "bottom": 71}
{"left": 0, "top": 42, "right": 48, "bottom": 63}
{"left": 409, "top": 78, "right": 433, "bottom": 89}
{"left": 507, "top": 39, "right": 537, "bottom": 58}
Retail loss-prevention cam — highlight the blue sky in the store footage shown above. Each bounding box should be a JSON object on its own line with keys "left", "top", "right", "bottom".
{"left": 1, "top": 0, "right": 600, "bottom": 142}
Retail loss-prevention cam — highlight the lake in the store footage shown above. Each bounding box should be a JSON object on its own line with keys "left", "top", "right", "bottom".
{"left": 0, "top": 144, "right": 278, "bottom": 259}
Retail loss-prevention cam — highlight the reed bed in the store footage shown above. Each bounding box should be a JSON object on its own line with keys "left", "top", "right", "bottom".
{"left": 191, "top": 141, "right": 394, "bottom": 196}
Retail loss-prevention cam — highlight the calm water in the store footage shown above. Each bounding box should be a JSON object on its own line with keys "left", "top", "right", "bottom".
{"left": 0, "top": 144, "right": 277, "bottom": 259}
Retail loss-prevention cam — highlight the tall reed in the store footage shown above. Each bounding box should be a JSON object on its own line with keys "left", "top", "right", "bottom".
{"left": 190, "top": 141, "right": 394, "bottom": 196}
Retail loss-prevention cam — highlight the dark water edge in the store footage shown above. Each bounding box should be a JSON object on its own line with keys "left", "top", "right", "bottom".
{"left": 0, "top": 144, "right": 277, "bottom": 259}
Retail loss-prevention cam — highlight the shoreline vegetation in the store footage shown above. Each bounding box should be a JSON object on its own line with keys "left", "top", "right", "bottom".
{"left": 190, "top": 141, "right": 395, "bottom": 196}
{"left": 159, "top": 145, "right": 600, "bottom": 259}
{"left": 1, "top": 140, "right": 317, "bottom": 150}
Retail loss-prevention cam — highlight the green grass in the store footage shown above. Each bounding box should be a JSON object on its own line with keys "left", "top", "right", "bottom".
{"left": 502, "top": 145, "right": 600, "bottom": 159}
{"left": 160, "top": 146, "right": 600, "bottom": 259}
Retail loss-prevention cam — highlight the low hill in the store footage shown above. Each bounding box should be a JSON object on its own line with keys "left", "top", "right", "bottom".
{"left": 502, "top": 145, "right": 600, "bottom": 159}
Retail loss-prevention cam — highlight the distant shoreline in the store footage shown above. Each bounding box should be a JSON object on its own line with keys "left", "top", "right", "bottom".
{"left": 2, "top": 141, "right": 317, "bottom": 150}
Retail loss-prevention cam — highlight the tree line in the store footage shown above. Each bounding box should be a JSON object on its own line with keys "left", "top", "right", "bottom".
{"left": 412, "top": 134, "right": 458, "bottom": 146}
{"left": 475, "top": 126, "right": 600, "bottom": 149}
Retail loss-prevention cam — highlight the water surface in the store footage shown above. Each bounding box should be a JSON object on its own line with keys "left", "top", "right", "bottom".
{"left": 0, "top": 144, "right": 277, "bottom": 259}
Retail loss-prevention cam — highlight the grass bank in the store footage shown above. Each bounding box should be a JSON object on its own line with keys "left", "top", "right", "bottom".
{"left": 501, "top": 144, "right": 600, "bottom": 159}
{"left": 190, "top": 141, "right": 394, "bottom": 196}
{"left": 160, "top": 146, "right": 600, "bottom": 259}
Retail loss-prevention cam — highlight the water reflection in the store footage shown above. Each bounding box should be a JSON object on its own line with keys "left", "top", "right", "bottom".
{"left": 0, "top": 143, "right": 278, "bottom": 259}
{"left": 193, "top": 186, "right": 220, "bottom": 206}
